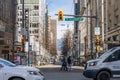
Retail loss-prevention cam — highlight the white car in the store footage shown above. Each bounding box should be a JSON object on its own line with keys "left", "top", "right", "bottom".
{"left": 0, "top": 58, "right": 45, "bottom": 80}
{"left": 83, "top": 47, "right": 120, "bottom": 80}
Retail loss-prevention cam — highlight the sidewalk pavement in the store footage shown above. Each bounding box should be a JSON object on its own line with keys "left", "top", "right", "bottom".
{"left": 36, "top": 64, "right": 84, "bottom": 70}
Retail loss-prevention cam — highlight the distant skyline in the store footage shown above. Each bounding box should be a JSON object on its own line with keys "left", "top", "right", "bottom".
{"left": 46, "top": 0, "right": 74, "bottom": 39}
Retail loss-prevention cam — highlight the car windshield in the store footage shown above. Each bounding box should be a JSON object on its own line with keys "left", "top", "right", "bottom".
{"left": 0, "top": 59, "right": 16, "bottom": 67}
{"left": 99, "top": 47, "right": 116, "bottom": 59}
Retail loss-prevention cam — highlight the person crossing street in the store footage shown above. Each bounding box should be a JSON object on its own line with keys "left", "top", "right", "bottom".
{"left": 67, "top": 56, "right": 72, "bottom": 71}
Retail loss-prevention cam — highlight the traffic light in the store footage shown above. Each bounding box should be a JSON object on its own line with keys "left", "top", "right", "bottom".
{"left": 95, "top": 36, "right": 101, "bottom": 53}
{"left": 21, "top": 35, "right": 25, "bottom": 52}
{"left": 58, "top": 10, "right": 64, "bottom": 21}
{"left": 25, "top": 9, "right": 29, "bottom": 29}
{"left": 96, "top": 45, "right": 100, "bottom": 52}
{"left": 21, "top": 35, "right": 25, "bottom": 43}
{"left": 95, "top": 35, "right": 100, "bottom": 45}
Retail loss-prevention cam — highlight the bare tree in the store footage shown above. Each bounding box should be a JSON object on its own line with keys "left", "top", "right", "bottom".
{"left": 61, "top": 30, "right": 72, "bottom": 56}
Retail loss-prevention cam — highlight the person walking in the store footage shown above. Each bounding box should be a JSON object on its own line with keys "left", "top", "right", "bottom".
{"left": 60, "top": 56, "right": 68, "bottom": 71}
{"left": 67, "top": 56, "right": 72, "bottom": 71}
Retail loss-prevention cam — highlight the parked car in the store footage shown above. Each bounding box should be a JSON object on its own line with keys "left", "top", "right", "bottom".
{"left": 0, "top": 58, "right": 45, "bottom": 80}
{"left": 83, "top": 47, "right": 120, "bottom": 80}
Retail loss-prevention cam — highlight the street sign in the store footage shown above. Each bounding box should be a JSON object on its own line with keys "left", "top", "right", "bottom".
{"left": 21, "top": 27, "right": 26, "bottom": 35}
{"left": 65, "top": 17, "right": 84, "bottom": 21}
{"left": 95, "top": 27, "right": 100, "bottom": 35}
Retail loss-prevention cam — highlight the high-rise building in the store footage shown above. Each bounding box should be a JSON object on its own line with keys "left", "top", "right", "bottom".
{"left": 48, "top": 16, "right": 57, "bottom": 56}
{"left": 17, "top": 0, "right": 46, "bottom": 64}
{"left": 0, "top": 0, "right": 17, "bottom": 60}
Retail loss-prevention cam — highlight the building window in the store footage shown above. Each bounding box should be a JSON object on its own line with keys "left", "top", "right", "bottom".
{"left": 34, "top": 5, "right": 39, "bottom": 10}
{"left": 116, "top": 15, "right": 119, "bottom": 26}
{"left": 20, "top": 18, "right": 22, "bottom": 21}
{"left": 20, "top": 11, "right": 22, "bottom": 16}
{"left": 82, "top": 0, "right": 86, "bottom": 8}
{"left": 20, "top": 23, "right": 22, "bottom": 27}
{"left": 32, "top": 23, "right": 39, "bottom": 27}
{"left": 20, "top": 0, "right": 23, "bottom": 4}
{"left": 0, "top": 40, "right": 4, "bottom": 45}
{"left": 34, "top": 29, "right": 38, "bottom": 33}
{"left": 108, "top": 20, "right": 111, "bottom": 30}
{"left": 113, "top": 35, "right": 117, "bottom": 41}
{"left": 108, "top": 37, "right": 111, "bottom": 41}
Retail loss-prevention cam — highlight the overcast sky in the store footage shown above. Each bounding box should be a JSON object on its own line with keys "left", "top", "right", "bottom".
{"left": 46, "top": 0, "right": 74, "bottom": 39}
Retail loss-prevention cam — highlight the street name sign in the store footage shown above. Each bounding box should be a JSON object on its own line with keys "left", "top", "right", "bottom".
{"left": 65, "top": 17, "right": 84, "bottom": 21}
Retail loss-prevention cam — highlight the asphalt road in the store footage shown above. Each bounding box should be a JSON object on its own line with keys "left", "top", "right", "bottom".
{"left": 37, "top": 64, "right": 120, "bottom": 80}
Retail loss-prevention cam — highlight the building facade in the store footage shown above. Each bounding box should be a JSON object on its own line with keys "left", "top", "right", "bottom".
{"left": 48, "top": 16, "right": 57, "bottom": 56}
{"left": 0, "top": 0, "right": 17, "bottom": 60}
{"left": 106, "top": 0, "right": 120, "bottom": 49}
{"left": 17, "top": 0, "right": 46, "bottom": 65}
{"left": 77, "top": 0, "right": 120, "bottom": 62}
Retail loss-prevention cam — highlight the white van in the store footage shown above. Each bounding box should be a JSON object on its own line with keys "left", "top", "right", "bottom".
{"left": 83, "top": 47, "right": 120, "bottom": 80}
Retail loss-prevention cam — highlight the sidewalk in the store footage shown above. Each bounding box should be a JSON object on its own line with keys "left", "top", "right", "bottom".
{"left": 36, "top": 64, "right": 84, "bottom": 70}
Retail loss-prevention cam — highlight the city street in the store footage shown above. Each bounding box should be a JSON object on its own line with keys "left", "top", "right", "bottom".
{"left": 38, "top": 64, "right": 120, "bottom": 80}
{"left": 1, "top": 0, "right": 120, "bottom": 80}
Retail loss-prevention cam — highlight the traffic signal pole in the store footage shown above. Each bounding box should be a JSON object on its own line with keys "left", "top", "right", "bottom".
{"left": 95, "top": 0, "right": 99, "bottom": 58}
{"left": 22, "top": 0, "right": 25, "bottom": 53}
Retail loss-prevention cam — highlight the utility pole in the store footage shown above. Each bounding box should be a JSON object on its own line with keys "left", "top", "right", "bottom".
{"left": 102, "top": 0, "right": 105, "bottom": 51}
{"left": 106, "top": 0, "right": 108, "bottom": 51}
{"left": 74, "top": 0, "right": 80, "bottom": 65}
{"left": 78, "top": 30, "right": 81, "bottom": 64}
{"left": 25, "top": 8, "right": 30, "bottom": 66}
{"left": 90, "top": 0, "right": 93, "bottom": 59}
{"left": 12, "top": 0, "right": 18, "bottom": 62}
{"left": 12, "top": 21, "right": 15, "bottom": 63}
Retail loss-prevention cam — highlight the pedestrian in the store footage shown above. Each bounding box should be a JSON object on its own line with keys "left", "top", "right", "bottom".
{"left": 60, "top": 56, "right": 68, "bottom": 71}
{"left": 67, "top": 56, "right": 72, "bottom": 71}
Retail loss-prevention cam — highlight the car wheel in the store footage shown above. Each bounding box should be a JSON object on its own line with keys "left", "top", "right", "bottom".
{"left": 10, "top": 78, "right": 24, "bottom": 80}
{"left": 97, "top": 71, "right": 110, "bottom": 80}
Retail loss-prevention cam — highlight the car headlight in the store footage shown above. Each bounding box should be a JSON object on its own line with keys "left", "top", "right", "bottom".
{"left": 27, "top": 71, "right": 43, "bottom": 75}
{"left": 89, "top": 62, "right": 98, "bottom": 66}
